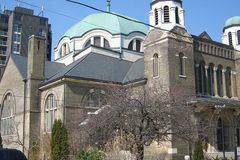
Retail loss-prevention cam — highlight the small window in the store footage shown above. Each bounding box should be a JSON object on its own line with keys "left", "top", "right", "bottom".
{"left": 13, "top": 24, "right": 22, "bottom": 33}
{"left": 228, "top": 32, "right": 233, "bottom": 46}
{"left": 40, "top": 18, "right": 47, "bottom": 26}
{"left": 164, "top": 6, "right": 170, "bottom": 23}
{"left": 179, "top": 53, "right": 185, "bottom": 76}
{"left": 154, "top": 8, "right": 158, "bottom": 25}
{"left": 104, "top": 39, "right": 110, "bottom": 48}
{"left": 175, "top": 7, "right": 179, "bottom": 24}
{"left": 13, "top": 34, "right": 21, "bottom": 43}
{"left": 237, "top": 30, "right": 240, "bottom": 44}
{"left": 94, "top": 36, "right": 101, "bottom": 47}
{"left": 136, "top": 40, "right": 141, "bottom": 52}
{"left": 84, "top": 39, "right": 91, "bottom": 48}
{"left": 128, "top": 41, "right": 133, "bottom": 50}
{"left": 153, "top": 53, "right": 159, "bottom": 77}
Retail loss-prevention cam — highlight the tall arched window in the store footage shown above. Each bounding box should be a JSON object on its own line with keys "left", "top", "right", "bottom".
{"left": 216, "top": 117, "right": 230, "bottom": 151}
{"left": 1, "top": 92, "right": 15, "bottom": 135}
{"left": 228, "top": 32, "right": 233, "bottom": 46}
{"left": 237, "top": 30, "right": 240, "bottom": 44}
{"left": 45, "top": 94, "right": 57, "bottom": 132}
{"left": 198, "top": 61, "right": 206, "bottom": 94}
{"left": 179, "top": 53, "right": 185, "bottom": 76}
{"left": 217, "top": 65, "right": 223, "bottom": 97}
{"left": 208, "top": 64, "right": 214, "bottom": 96}
{"left": 163, "top": 6, "right": 170, "bottom": 23}
{"left": 153, "top": 53, "right": 159, "bottom": 77}
{"left": 175, "top": 7, "right": 179, "bottom": 24}
{"left": 225, "top": 67, "right": 232, "bottom": 98}
{"left": 154, "top": 8, "right": 158, "bottom": 25}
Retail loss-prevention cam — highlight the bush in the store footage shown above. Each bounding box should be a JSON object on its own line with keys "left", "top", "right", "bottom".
{"left": 193, "top": 140, "right": 204, "bottom": 160}
{"left": 77, "top": 149, "right": 105, "bottom": 160}
{"left": 50, "top": 120, "right": 69, "bottom": 160}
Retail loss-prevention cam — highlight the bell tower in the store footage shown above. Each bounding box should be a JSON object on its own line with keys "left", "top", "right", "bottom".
{"left": 149, "top": 0, "right": 185, "bottom": 31}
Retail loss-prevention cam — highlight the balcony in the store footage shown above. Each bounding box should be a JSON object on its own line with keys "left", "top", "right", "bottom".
{"left": 0, "top": 31, "right": 8, "bottom": 37}
{"left": 0, "top": 41, "right": 7, "bottom": 46}
{"left": 0, "top": 50, "right": 6, "bottom": 55}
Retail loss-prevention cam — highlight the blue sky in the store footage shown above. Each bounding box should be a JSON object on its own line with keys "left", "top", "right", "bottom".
{"left": 1, "top": 0, "right": 240, "bottom": 59}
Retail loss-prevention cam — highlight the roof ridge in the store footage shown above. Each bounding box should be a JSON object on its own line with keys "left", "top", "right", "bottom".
{"left": 122, "top": 58, "right": 143, "bottom": 83}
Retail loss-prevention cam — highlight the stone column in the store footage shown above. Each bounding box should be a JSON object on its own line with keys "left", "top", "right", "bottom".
{"left": 100, "top": 37, "right": 104, "bottom": 47}
{"left": 133, "top": 39, "right": 136, "bottom": 51}
{"left": 222, "top": 69, "right": 227, "bottom": 97}
{"left": 195, "top": 64, "right": 200, "bottom": 95}
{"left": 213, "top": 67, "right": 218, "bottom": 97}
{"left": 158, "top": 8, "right": 162, "bottom": 25}
{"left": 205, "top": 65, "right": 209, "bottom": 95}
{"left": 231, "top": 71, "right": 235, "bottom": 98}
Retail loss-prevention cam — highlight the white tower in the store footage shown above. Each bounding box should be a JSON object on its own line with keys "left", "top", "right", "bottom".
{"left": 222, "top": 16, "right": 240, "bottom": 51}
{"left": 149, "top": 0, "right": 185, "bottom": 31}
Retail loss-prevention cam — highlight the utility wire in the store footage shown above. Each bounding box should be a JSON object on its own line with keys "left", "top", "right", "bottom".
{"left": 65, "top": 0, "right": 193, "bottom": 39}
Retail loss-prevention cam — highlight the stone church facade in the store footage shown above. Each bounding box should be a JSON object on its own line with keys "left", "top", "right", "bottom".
{"left": 1, "top": 0, "right": 240, "bottom": 159}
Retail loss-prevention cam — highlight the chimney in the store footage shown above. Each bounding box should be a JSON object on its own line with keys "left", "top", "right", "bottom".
{"left": 27, "top": 35, "right": 45, "bottom": 80}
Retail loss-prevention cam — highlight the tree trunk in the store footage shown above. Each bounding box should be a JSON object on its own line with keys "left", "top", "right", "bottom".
{"left": 135, "top": 143, "right": 144, "bottom": 160}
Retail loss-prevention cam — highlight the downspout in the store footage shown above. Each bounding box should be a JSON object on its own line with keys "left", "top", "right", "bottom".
{"left": 23, "top": 78, "right": 27, "bottom": 153}
{"left": 64, "top": 83, "right": 66, "bottom": 124}
{"left": 120, "top": 35, "right": 123, "bottom": 59}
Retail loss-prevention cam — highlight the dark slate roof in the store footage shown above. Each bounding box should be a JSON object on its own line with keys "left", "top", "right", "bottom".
{"left": 11, "top": 54, "right": 66, "bottom": 79}
{"left": 43, "top": 52, "right": 144, "bottom": 85}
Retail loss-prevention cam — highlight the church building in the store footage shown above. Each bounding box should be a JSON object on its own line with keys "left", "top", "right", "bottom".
{"left": 1, "top": 0, "right": 240, "bottom": 159}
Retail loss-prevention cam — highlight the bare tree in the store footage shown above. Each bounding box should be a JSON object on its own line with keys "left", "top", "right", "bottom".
{"left": 79, "top": 84, "right": 209, "bottom": 160}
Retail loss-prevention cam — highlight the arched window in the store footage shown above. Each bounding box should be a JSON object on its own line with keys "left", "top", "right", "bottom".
{"left": 175, "top": 7, "right": 179, "bottom": 24}
{"left": 225, "top": 67, "right": 232, "bottom": 98}
{"left": 163, "top": 6, "right": 170, "bottom": 23}
{"left": 216, "top": 117, "right": 230, "bottom": 151}
{"left": 1, "top": 93, "right": 15, "bottom": 135}
{"left": 153, "top": 53, "right": 159, "bottom": 77}
{"left": 83, "top": 89, "right": 107, "bottom": 108}
{"left": 104, "top": 39, "right": 110, "bottom": 48}
{"left": 59, "top": 43, "right": 70, "bottom": 57}
{"left": 94, "top": 36, "right": 101, "bottom": 47}
{"left": 84, "top": 39, "right": 91, "bottom": 48}
{"left": 128, "top": 39, "right": 142, "bottom": 52}
{"left": 128, "top": 41, "right": 133, "bottom": 50}
{"left": 45, "top": 94, "right": 57, "bottom": 131}
{"left": 208, "top": 64, "right": 214, "bottom": 96}
{"left": 179, "top": 53, "right": 185, "bottom": 76}
{"left": 217, "top": 65, "right": 223, "bottom": 97}
{"left": 198, "top": 61, "right": 206, "bottom": 94}
{"left": 228, "top": 32, "right": 233, "bottom": 46}
{"left": 155, "top": 8, "right": 158, "bottom": 25}
{"left": 237, "top": 30, "right": 240, "bottom": 44}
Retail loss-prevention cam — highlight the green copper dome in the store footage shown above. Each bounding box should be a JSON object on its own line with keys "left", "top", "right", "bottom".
{"left": 63, "top": 12, "right": 148, "bottom": 38}
{"left": 224, "top": 16, "right": 240, "bottom": 28}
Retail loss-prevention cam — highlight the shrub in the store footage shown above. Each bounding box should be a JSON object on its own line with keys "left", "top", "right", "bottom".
{"left": 77, "top": 149, "right": 105, "bottom": 160}
{"left": 193, "top": 140, "right": 204, "bottom": 160}
{"left": 50, "top": 120, "right": 69, "bottom": 160}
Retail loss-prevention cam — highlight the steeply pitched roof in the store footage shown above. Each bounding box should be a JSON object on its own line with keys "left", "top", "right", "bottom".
{"left": 43, "top": 52, "right": 144, "bottom": 85}
{"left": 11, "top": 54, "right": 66, "bottom": 79}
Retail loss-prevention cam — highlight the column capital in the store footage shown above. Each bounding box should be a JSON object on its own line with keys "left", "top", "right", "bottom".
{"left": 222, "top": 69, "right": 226, "bottom": 73}
{"left": 213, "top": 67, "right": 218, "bottom": 71}
{"left": 205, "top": 65, "right": 209, "bottom": 70}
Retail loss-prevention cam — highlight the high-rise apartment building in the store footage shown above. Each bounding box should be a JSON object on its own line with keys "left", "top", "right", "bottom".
{"left": 0, "top": 6, "right": 52, "bottom": 75}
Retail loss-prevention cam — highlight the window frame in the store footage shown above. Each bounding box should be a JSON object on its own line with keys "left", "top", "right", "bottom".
{"left": 44, "top": 94, "right": 57, "bottom": 132}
